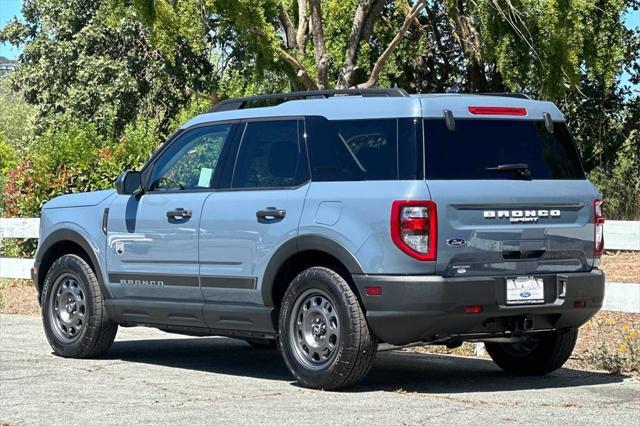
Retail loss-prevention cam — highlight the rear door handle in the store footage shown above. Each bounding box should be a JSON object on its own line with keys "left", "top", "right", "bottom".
{"left": 256, "top": 208, "right": 286, "bottom": 221}
{"left": 166, "top": 208, "right": 192, "bottom": 220}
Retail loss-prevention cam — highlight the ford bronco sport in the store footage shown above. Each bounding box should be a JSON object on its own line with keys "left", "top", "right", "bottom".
{"left": 33, "top": 88, "right": 605, "bottom": 390}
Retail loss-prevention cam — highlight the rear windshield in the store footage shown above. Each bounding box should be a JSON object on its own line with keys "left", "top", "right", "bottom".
{"left": 423, "top": 119, "right": 585, "bottom": 180}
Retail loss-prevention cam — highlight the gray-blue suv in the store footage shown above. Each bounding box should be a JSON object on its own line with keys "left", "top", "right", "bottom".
{"left": 33, "top": 89, "right": 605, "bottom": 389}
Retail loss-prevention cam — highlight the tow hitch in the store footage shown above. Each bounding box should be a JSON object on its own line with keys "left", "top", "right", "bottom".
{"left": 506, "top": 316, "right": 534, "bottom": 336}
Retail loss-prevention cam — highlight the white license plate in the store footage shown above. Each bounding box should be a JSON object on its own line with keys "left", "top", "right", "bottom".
{"left": 506, "top": 276, "right": 545, "bottom": 305}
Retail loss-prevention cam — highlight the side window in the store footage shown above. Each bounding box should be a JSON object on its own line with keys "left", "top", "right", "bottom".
{"left": 149, "top": 124, "right": 232, "bottom": 191}
{"left": 231, "top": 120, "right": 309, "bottom": 189}
{"left": 306, "top": 117, "right": 398, "bottom": 181}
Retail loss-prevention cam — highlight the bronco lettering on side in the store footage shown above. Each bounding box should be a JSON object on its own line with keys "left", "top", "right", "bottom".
{"left": 119, "top": 279, "right": 164, "bottom": 287}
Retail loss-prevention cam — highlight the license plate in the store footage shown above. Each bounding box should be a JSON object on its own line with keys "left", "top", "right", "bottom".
{"left": 506, "top": 276, "right": 545, "bottom": 305}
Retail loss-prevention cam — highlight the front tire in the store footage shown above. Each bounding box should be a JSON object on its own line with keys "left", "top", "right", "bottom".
{"left": 278, "top": 267, "right": 377, "bottom": 390}
{"left": 41, "top": 254, "right": 118, "bottom": 358}
{"left": 485, "top": 329, "right": 578, "bottom": 375}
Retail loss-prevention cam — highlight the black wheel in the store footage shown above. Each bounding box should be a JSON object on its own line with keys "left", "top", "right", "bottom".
{"left": 245, "top": 338, "right": 277, "bottom": 349}
{"left": 278, "top": 266, "right": 377, "bottom": 390}
{"left": 41, "top": 254, "right": 118, "bottom": 358}
{"left": 485, "top": 329, "right": 578, "bottom": 375}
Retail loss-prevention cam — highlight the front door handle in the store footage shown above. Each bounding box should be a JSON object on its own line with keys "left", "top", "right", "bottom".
{"left": 256, "top": 207, "right": 286, "bottom": 221}
{"left": 166, "top": 208, "right": 192, "bottom": 221}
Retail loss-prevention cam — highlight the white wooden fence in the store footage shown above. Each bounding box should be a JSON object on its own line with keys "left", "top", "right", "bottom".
{"left": 1, "top": 217, "right": 639, "bottom": 312}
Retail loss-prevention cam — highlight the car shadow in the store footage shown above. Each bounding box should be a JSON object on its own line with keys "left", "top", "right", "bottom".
{"left": 104, "top": 336, "right": 627, "bottom": 393}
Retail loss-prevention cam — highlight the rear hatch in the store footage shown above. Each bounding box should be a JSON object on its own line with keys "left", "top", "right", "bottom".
{"left": 423, "top": 115, "right": 599, "bottom": 277}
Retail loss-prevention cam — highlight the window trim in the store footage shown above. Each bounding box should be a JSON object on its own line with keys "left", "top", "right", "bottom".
{"left": 141, "top": 120, "right": 240, "bottom": 194}
{"left": 225, "top": 117, "right": 311, "bottom": 192}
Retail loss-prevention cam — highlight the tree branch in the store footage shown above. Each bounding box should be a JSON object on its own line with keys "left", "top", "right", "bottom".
{"left": 296, "top": 0, "right": 309, "bottom": 54}
{"left": 447, "top": 0, "right": 487, "bottom": 91}
{"left": 278, "top": 48, "right": 319, "bottom": 90}
{"left": 277, "top": 2, "right": 297, "bottom": 49}
{"left": 357, "top": 1, "right": 426, "bottom": 88}
{"left": 337, "top": 0, "right": 377, "bottom": 88}
{"left": 309, "top": 0, "right": 329, "bottom": 89}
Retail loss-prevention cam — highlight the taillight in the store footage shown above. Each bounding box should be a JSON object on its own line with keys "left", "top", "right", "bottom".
{"left": 468, "top": 106, "right": 527, "bottom": 116}
{"left": 593, "top": 199, "right": 605, "bottom": 257}
{"left": 391, "top": 200, "right": 437, "bottom": 261}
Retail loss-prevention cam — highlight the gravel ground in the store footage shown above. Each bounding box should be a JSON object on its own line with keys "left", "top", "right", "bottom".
{"left": 1, "top": 314, "right": 639, "bottom": 425}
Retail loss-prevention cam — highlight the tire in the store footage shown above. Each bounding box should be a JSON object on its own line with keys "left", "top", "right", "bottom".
{"left": 41, "top": 254, "right": 118, "bottom": 358}
{"left": 278, "top": 266, "right": 377, "bottom": 390}
{"left": 245, "top": 338, "right": 277, "bottom": 349}
{"left": 485, "top": 329, "right": 578, "bottom": 375}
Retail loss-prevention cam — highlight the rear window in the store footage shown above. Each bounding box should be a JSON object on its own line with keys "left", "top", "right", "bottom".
{"left": 423, "top": 119, "right": 585, "bottom": 180}
{"left": 305, "top": 117, "right": 422, "bottom": 181}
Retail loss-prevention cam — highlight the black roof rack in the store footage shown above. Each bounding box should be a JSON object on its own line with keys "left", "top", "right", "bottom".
{"left": 475, "top": 92, "right": 531, "bottom": 100}
{"left": 210, "top": 88, "right": 409, "bottom": 112}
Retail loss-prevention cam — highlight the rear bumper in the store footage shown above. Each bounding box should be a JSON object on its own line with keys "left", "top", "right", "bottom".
{"left": 353, "top": 269, "right": 605, "bottom": 345}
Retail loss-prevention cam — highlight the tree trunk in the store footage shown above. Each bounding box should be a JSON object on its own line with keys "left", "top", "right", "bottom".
{"left": 309, "top": 0, "right": 329, "bottom": 89}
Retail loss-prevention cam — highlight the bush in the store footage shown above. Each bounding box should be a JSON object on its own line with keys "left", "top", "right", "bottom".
{"left": 586, "top": 317, "right": 640, "bottom": 375}
{"left": 589, "top": 129, "right": 640, "bottom": 220}
{"left": 0, "top": 115, "right": 161, "bottom": 257}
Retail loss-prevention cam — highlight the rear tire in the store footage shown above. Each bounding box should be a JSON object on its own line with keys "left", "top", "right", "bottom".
{"left": 485, "top": 329, "right": 578, "bottom": 375}
{"left": 41, "top": 254, "right": 118, "bottom": 358}
{"left": 278, "top": 267, "right": 377, "bottom": 390}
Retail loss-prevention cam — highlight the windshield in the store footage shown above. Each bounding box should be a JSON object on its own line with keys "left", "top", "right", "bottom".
{"left": 423, "top": 119, "right": 585, "bottom": 180}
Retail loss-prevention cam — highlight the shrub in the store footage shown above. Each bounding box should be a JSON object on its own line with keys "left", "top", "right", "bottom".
{"left": 589, "top": 129, "right": 640, "bottom": 220}
{"left": 0, "top": 115, "right": 161, "bottom": 257}
{"left": 586, "top": 317, "right": 640, "bottom": 374}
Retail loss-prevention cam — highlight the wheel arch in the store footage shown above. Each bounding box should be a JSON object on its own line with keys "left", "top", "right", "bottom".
{"left": 35, "top": 229, "right": 111, "bottom": 304}
{"left": 261, "top": 235, "right": 365, "bottom": 308}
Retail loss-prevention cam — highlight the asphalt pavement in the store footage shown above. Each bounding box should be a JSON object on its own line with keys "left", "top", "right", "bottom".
{"left": 1, "top": 314, "right": 638, "bottom": 425}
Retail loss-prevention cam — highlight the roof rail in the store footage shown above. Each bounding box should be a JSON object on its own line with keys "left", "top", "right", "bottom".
{"left": 210, "top": 88, "right": 410, "bottom": 112}
{"left": 475, "top": 92, "right": 532, "bottom": 100}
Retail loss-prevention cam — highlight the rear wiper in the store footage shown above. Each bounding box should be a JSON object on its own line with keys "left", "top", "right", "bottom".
{"left": 485, "top": 163, "right": 531, "bottom": 179}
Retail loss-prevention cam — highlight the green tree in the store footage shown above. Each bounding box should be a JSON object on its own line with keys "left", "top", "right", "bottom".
{"left": 0, "top": 0, "right": 214, "bottom": 137}
{"left": 127, "top": 0, "right": 632, "bottom": 97}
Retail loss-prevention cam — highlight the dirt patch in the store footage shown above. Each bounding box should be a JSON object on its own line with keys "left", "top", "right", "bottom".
{"left": 600, "top": 251, "right": 640, "bottom": 283}
{"left": 0, "top": 280, "right": 39, "bottom": 315}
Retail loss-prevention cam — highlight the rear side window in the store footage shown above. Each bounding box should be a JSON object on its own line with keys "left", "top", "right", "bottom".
{"left": 231, "top": 120, "right": 309, "bottom": 189}
{"left": 305, "top": 117, "right": 422, "bottom": 181}
{"left": 423, "top": 119, "right": 585, "bottom": 180}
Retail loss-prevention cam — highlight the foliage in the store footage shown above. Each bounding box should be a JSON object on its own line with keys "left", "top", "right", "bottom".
{"left": 589, "top": 129, "right": 640, "bottom": 219}
{"left": 0, "top": 116, "right": 161, "bottom": 257}
{"left": 0, "top": 78, "right": 37, "bottom": 213}
{"left": 1, "top": 116, "right": 160, "bottom": 218}
{"left": 0, "top": 78, "right": 37, "bottom": 154}
{"left": 125, "top": 1, "right": 634, "bottom": 97}
{"left": 586, "top": 316, "right": 640, "bottom": 374}
{"left": 0, "top": 0, "right": 215, "bottom": 137}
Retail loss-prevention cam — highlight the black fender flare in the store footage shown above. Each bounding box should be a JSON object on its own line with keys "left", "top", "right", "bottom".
{"left": 260, "top": 234, "right": 364, "bottom": 306}
{"left": 35, "top": 229, "right": 113, "bottom": 301}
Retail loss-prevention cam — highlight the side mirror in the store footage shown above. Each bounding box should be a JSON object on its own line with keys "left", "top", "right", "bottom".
{"left": 115, "top": 171, "right": 142, "bottom": 195}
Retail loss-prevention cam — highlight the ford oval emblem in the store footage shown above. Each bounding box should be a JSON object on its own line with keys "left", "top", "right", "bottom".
{"left": 447, "top": 238, "right": 466, "bottom": 248}
{"left": 520, "top": 291, "right": 531, "bottom": 298}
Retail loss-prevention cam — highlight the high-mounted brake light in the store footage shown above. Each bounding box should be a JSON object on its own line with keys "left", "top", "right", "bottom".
{"left": 593, "top": 199, "right": 605, "bottom": 257}
{"left": 391, "top": 200, "right": 437, "bottom": 261}
{"left": 468, "top": 106, "right": 527, "bottom": 116}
